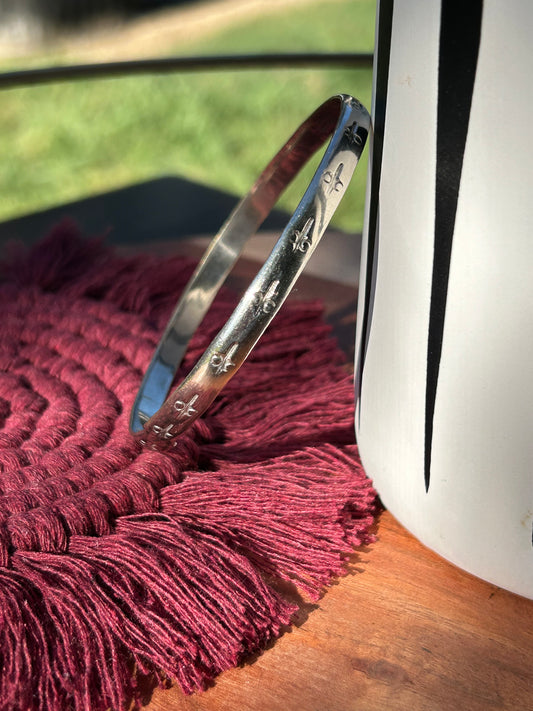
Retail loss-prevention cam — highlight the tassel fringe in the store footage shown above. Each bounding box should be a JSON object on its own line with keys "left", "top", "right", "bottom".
{"left": 0, "top": 222, "right": 376, "bottom": 710}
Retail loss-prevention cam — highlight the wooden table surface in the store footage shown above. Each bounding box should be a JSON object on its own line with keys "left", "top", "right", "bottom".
{"left": 141, "top": 235, "right": 533, "bottom": 711}
{"left": 147, "top": 511, "right": 533, "bottom": 711}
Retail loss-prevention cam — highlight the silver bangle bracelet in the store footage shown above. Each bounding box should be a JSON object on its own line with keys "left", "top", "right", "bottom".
{"left": 129, "top": 94, "right": 370, "bottom": 450}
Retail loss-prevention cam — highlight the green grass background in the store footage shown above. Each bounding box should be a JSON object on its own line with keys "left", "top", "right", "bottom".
{"left": 0, "top": 0, "right": 375, "bottom": 232}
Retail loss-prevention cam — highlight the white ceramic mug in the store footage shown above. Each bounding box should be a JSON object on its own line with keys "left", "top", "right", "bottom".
{"left": 355, "top": 0, "right": 533, "bottom": 598}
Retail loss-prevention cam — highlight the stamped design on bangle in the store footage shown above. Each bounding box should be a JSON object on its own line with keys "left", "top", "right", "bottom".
{"left": 252, "top": 279, "right": 280, "bottom": 316}
{"left": 210, "top": 342, "right": 239, "bottom": 374}
{"left": 153, "top": 423, "right": 176, "bottom": 439}
{"left": 173, "top": 394, "right": 199, "bottom": 419}
{"left": 323, "top": 163, "right": 344, "bottom": 195}
{"left": 291, "top": 217, "right": 315, "bottom": 253}
{"left": 344, "top": 122, "right": 363, "bottom": 146}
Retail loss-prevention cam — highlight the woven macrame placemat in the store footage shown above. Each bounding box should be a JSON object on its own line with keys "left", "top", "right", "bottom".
{"left": 0, "top": 222, "right": 376, "bottom": 711}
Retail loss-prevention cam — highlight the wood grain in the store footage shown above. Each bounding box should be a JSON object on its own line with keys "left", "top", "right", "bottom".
{"left": 145, "top": 511, "right": 533, "bottom": 711}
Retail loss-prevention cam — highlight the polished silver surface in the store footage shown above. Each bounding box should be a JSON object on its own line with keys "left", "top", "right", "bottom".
{"left": 130, "top": 94, "right": 370, "bottom": 450}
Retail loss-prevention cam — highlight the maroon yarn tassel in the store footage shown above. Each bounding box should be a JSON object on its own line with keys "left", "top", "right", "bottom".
{"left": 0, "top": 222, "right": 376, "bottom": 711}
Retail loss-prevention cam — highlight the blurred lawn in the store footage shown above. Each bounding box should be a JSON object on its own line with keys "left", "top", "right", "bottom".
{"left": 0, "top": 0, "right": 375, "bottom": 232}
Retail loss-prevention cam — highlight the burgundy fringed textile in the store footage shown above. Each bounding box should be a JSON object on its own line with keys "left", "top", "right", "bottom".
{"left": 0, "top": 222, "right": 376, "bottom": 711}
